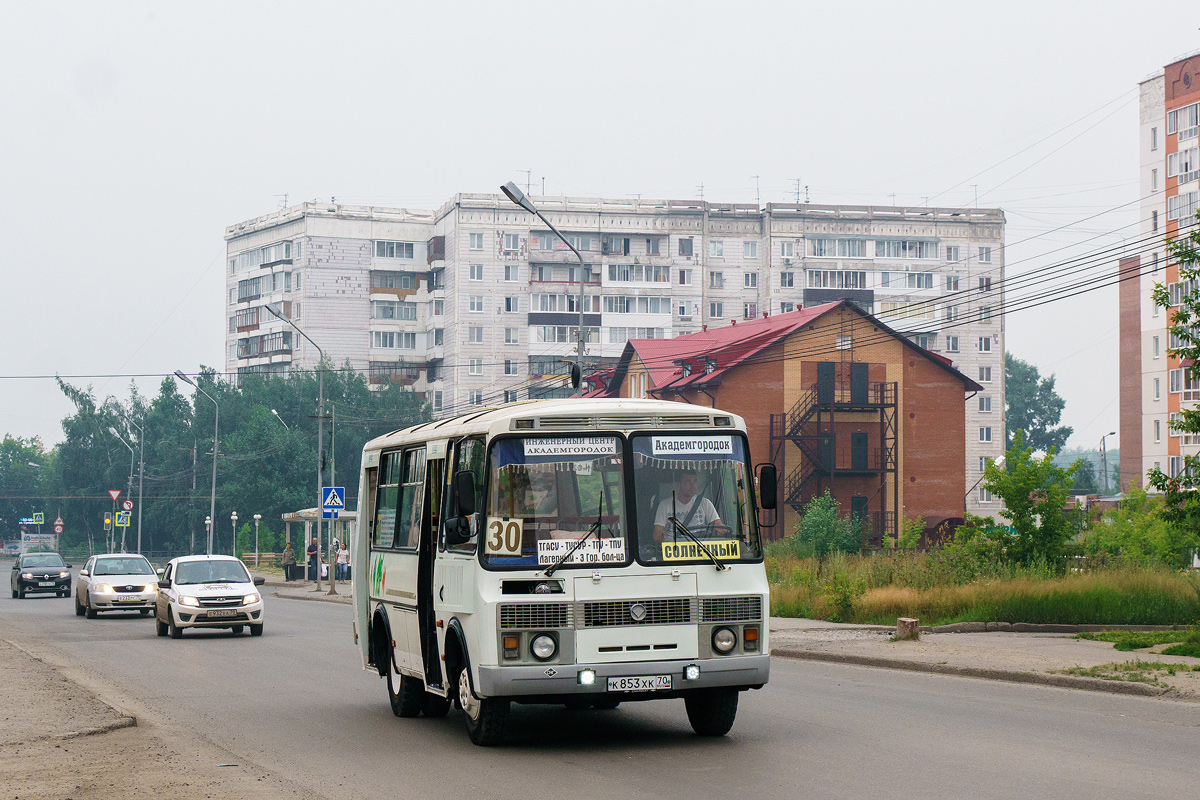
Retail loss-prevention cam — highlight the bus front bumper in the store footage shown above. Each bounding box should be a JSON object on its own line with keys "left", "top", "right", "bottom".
{"left": 476, "top": 654, "right": 769, "bottom": 698}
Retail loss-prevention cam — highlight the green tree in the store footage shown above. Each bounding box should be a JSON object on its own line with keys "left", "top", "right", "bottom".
{"left": 1079, "top": 487, "right": 1199, "bottom": 568}
{"left": 1149, "top": 212, "right": 1200, "bottom": 530}
{"left": 1069, "top": 458, "right": 1098, "bottom": 495}
{"left": 983, "top": 430, "right": 1079, "bottom": 565}
{"left": 0, "top": 435, "right": 53, "bottom": 544}
{"left": 1005, "top": 353, "right": 1072, "bottom": 453}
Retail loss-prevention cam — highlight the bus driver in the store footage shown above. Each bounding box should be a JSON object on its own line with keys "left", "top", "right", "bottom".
{"left": 652, "top": 468, "right": 725, "bottom": 541}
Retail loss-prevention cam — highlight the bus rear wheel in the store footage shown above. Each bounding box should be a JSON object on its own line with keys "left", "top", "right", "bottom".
{"left": 458, "top": 666, "right": 508, "bottom": 746}
{"left": 684, "top": 688, "right": 739, "bottom": 736}
{"left": 387, "top": 659, "right": 423, "bottom": 718}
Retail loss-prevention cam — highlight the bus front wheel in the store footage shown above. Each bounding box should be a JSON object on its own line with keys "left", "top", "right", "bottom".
{"left": 458, "top": 666, "right": 508, "bottom": 746}
{"left": 684, "top": 688, "right": 739, "bottom": 736}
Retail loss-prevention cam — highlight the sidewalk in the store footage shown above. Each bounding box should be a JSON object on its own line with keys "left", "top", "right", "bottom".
{"left": 770, "top": 617, "right": 1200, "bottom": 700}
{"left": 266, "top": 577, "right": 353, "bottom": 604}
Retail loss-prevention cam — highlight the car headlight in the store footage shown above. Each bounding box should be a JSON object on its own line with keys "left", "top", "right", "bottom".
{"left": 180, "top": 596, "right": 200, "bottom": 607}
{"left": 712, "top": 627, "right": 738, "bottom": 654}
{"left": 530, "top": 634, "right": 557, "bottom": 661}
{"left": 21, "top": 572, "right": 32, "bottom": 579}
{"left": 94, "top": 584, "right": 113, "bottom": 593}
{"left": 58, "top": 571, "right": 70, "bottom": 578}
{"left": 243, "top": 593, "right": 260, "bottom": 604}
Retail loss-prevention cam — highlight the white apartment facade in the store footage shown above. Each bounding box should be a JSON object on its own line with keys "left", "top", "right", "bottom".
{"left": 225, "top": 195, "right": 1006, "bottom": 515}
{"left": 1122, "top": 52, "right": 1200, "bottom": 491}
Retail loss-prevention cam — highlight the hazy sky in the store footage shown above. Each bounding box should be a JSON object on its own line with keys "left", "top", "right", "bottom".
{"left": 1, "top": 1, "right": 1195, "bottom": 453}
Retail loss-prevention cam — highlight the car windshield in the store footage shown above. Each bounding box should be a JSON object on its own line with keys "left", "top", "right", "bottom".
{"left": 93, "top": 557, "right": 154, "bottom": 576}
{"left": 23, "top": 554, "right": 65, "bottom": 568}
{"left": 482, "top": 436, "right": 628, "bottom": 569}
{"left": 631, "top": 434, "right": 762, "bottom": 564}
{"left": 174, "top": 560, "right": 250, "bottom": 585}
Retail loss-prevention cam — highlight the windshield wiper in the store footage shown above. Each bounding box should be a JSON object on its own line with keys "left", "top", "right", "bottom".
{"left": 667, "top": 515, "right": 728, "bottom": 572}
{"left": 543, "top": 493, "right": 605, "bottom": 577}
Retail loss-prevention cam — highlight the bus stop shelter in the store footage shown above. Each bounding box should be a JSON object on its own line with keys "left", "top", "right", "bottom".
{"left": 281, "top": 508, "right": 357, "bottom": 580}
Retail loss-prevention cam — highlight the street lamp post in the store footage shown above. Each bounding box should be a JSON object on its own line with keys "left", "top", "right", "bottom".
{"left": 253, "top": 514, "right": 261, "bottom": 567}
{"left": 117, "top": 412, "right": 146, "bottom": 554}
{"left": 204, "top": 516, "right": 212, "bottom": 556}
{"left": 501, "top": 182, "right": 586, "bottom": 396}
{"left": 231, "top": 511, "right": 238, "bottom": 558}
{"left": 263, "top": 303, "right": 325, "bottom": 590}
{"left": 175, "top": 371, "right": 219, "bottom": 556}
{"left": 108, "top": 427, "right": 135, "bottom": 552}
{"left": 1100, "top": 431, "right": 1117, "bottom": 494}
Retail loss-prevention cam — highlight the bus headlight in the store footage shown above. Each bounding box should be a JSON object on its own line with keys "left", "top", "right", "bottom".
{"left": 712, "top": 627, "right": 737, "bottom": 654}
{"left": 530, "top": 634, "right": 557, "bottom": 661}
{"left": 578, "top": 669, "right": 596, "bottom": 686}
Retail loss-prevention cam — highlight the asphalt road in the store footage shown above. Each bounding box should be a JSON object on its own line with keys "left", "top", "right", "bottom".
{"left": 4, "top": 588, "right": 1199, "bottom": 799}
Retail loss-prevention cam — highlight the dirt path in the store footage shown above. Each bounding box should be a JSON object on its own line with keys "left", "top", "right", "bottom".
{"left": 0, "top": 639, "right": 319, "bottom": 800}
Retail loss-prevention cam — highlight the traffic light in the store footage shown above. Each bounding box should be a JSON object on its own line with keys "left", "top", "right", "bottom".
{"left": 570, "top": 364, "right": 581, "bottom": 389}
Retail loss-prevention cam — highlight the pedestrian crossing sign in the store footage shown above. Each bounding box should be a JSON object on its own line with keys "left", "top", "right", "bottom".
{"left": 116, "top": 511, "right": 131, "bottom": 527}
{"left": 322, "top": 487, "right": 345, "bottom": 519}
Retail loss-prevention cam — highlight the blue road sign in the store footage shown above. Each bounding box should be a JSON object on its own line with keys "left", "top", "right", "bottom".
{"left": 32, "top": 512, "right": 44, "bottom": 525}
{"left": 322, "top": 487, "right": 345, "bottom": 510}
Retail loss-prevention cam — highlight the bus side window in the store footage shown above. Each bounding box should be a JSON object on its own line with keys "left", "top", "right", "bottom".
{"left": 444, "top": 437, "right": 485, "bottom": 553}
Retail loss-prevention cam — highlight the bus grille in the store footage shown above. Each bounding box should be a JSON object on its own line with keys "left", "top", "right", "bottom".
{"left": 700, "top": 596, "right": 763, "bottom": 622}
{"left": 581, "top": 598, "right": 694, "bottom": 628}
{"left": 499, "top": 603, "right": 571, "bottom": 629}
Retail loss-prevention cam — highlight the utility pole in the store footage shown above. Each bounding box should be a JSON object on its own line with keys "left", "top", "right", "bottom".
{"left": 328, "top": 403, "right": 339, "bottom": 596}
{"left": 520, "top": 169, "right": 532, "bottom": 196}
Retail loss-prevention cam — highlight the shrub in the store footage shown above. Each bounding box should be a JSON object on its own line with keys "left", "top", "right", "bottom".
{"left": 795, "top": 491, "right": 859, "bottom": 557}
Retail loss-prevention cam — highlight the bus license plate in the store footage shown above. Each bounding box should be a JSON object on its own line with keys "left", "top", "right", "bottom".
{"left": 607, "top": 675, "right": 671, "bottom": 692}
{"left": 206, "top": 609, "right": 236, "bottom": 618}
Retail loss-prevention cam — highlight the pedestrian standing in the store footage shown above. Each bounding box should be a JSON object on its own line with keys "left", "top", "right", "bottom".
{"left": 306, "top": 537, "right": 319, "bottom": 583}
{"left": 281, "top": 541, "right": 297, "bottom": 581}
{"left": 337, "top": 540, "right": 350, "bottom": 580}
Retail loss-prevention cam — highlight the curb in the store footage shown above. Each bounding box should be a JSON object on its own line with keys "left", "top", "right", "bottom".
{"left": 928, "top": 622, "right": 1194, "bottom": 634}
{"left": 270, "top": 590, "right": 352, "bottom": 605}
{"left": 771, "top": 647, "right": 1169, "bottom": 697}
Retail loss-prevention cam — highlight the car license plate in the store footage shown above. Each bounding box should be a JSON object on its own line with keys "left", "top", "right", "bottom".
{"left": 116, "top": 595, "right": 139, "bottom": 603}
{"left": 38, "top": 582, "right": 54, "bottom": 587}
{"left": 206, "top": 609, "right": 237, "bottom": 618}
{"left": 607, "top": 675, "right": 672, "bottom": 692}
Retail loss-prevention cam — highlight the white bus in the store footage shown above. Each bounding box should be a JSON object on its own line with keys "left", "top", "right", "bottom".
{"left": 351, "top": 398, "right": 776, "bottom": 745}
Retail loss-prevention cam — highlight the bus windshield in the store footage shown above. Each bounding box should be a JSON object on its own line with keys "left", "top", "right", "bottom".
{"left": 482, "top": 436, "right": 628, "bottom": 569}
{"left": 631, "top": 434, "right": 762, "bottom": 564}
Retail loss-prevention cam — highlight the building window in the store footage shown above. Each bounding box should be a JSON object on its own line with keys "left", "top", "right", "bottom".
{"left": 375, "top": 241, "right": 414, "bottom": 259}
{"left": 710, "top": 301, "right": 723, "bottom": 318}
{"left": 469, "top": 232, "right": 484, "bottom": 250}
{"left": 836, "top": 335, "right": 853, "bottom": 350}
{"left": 372, "top": 271, "right": 414, "bottom": 290}
{"left": 781, "top": 272, "right": 794, "bottom": 288}
{"left": 978, "top": 277, "right": 992, "bottom": 291}
{"left": 911, "top": 334, "right": 932, "bottom": 349}
{"left": 744, "top": 241, "right": 757, "bottom": 258}
{"left": 1154, "top": 377, "right": 1161, "bottom": 400}
{"left": 979, "top": 336, "right": 991, "bottom": 352}
{"left": 709, "top": 240, "right": 724, "bottom": 258}
{"left": 810, "top": 269, "right": 869, "bottom": 289}
{"left": 945, "top": 305, "right": 959, "bottom": 322}
{"left": 503, "top": 233, "right": 520, "bottom": 252}
{"left": 678, "top": 237, "right": 693, "bottom": 256}
{"left": 743, "top": 302, "right": 758, "bottom": 319}
{"left": 1151, "top": 126, "right": 1158, "bottom": 151}
{"left": 470, "top": 296, "right": 484, "bottom": 312}
{"left": 504, "top": 263, "right": 519, "bottom": 282}
{"left": 979, "top": 247, "right": 992, "bottom": 263}
{"left": 945, "top": 245, "right": 960, "bottom": 262}
{"left": 431, "top": 299, "right": 444, "bottom": 316}
{"left": 606, "top": 236, "right": 630, "bottom": 256}
{"left": 504, "top": 296, "right": 519, "bottom": 313}
{"left": 1152, "top": 168, "right": 1159, "bottom": 192}
{"left": 1153, "top": 336, "right": 1160, "bottom": 359}
{"left": 370, "top": 300, "right": 418, "bottom": 320}
{"left": 979, "top": 396, "right": 992, "bottom": 412}
{"left": 875, "top": 239, "right": 939, "bottom": 259}
{"left": 504, "top": 359, "right": 518, "bottom": 376}
{"left": 432, "top": 391, "right": 443, "bottom": 411}
{"left": 710, "top": 271, "right": 724, "bottom": 289}
{"left": 780, "top": 241, "right": 795, "bottom": 258}
{"left": 469, "top": 358, "right": 483, "bottom": 376}
{"left": 1153, "top": 210, "right": 1159, "bottom": 232}
{"left": 979, "top": 487, "right": 992, "bottom": 503}
{"left": 469, "top": 390, "right": 483, "bottom": 406}
{"left": 469, "top": 326, "right": 483, "bottom": 343}
{"left": 1154, "top": 419, "right": 1161, "bottom": 443}
{"left": 979, "top": 456, "right": 990, "bottom": 471}
{"left": 646, "top": 237, "right": 661, "bottom": 255}
{"left": 469, "top": 264, "right": 483, "bottom": 281}
{"left": 946, "top": 275, "right": 960, "bottom": 291}
{"left": 946, "top": 336, "right": 959, "bottom": 353}
{"left": 370, "top": 331, "right": 417, "bottom": 349}
{"left": 744, "top": 272, "right": 758, "bottom": 288}
{"left": 678, "top": 268, "right": 692, "bottom": 286}
{"left": 504, "top": 328, "right": 518, "bottom": 345}
{"left": 780, "top": 301, "right": 795, "bottom": 313}
{"left": 981, "top": 306, "right": 992, "bottom": 322}
{"left": 979, "top": 366, "right": 992, "bottom": 382}
{"left": 979, "top": 427, "right": 992, "bottom": 443}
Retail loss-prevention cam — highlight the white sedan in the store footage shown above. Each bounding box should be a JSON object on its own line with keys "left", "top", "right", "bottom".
{"left": 75, "top": 554, "right": 158, "bottom": 618}
{"left": 154, "top": 555, "right": 266, "bottom": 638}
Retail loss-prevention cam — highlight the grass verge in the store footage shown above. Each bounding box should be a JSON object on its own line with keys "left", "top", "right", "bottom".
{"left": 1053, "top": 660, "right": 1200, "bottom": 687}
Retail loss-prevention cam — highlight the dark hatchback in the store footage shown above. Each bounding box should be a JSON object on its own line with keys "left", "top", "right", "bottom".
{"left": 10, "top": 553, "right": 72, "bottom": 598}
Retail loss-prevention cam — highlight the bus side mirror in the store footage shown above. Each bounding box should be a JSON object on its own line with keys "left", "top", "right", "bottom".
{"left": 756, "top": 463, "right": 778, "bottom": 511}
{"left": 454, "top": 470, "right": 476, "bottom": 516}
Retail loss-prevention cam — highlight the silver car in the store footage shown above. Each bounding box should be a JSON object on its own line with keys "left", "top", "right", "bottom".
{"left": 154, "top": 555, "right": 266, "bottom": 638}
{"left": 75, "top": 554, "right": 158, "bottom": 618}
